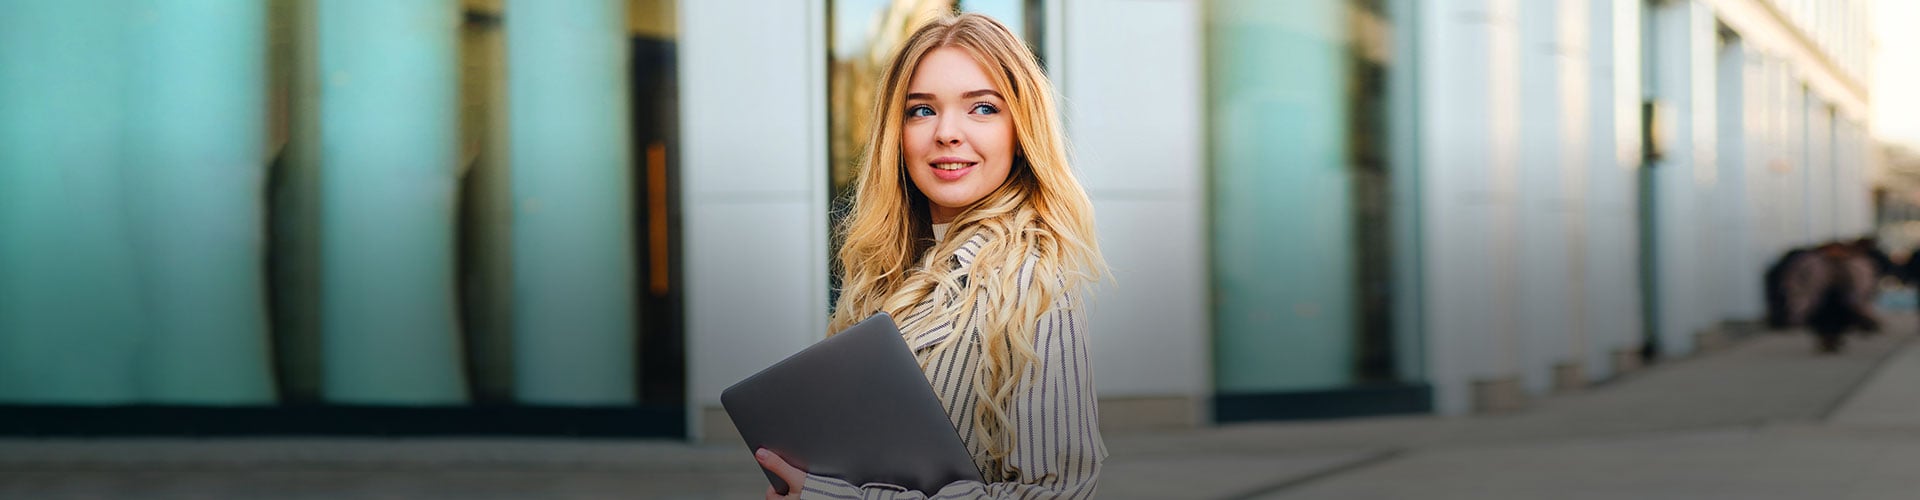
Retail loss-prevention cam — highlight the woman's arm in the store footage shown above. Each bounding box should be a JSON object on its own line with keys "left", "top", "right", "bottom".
{"left": 765, "top": 295, "right": 1106, "bottom": 500}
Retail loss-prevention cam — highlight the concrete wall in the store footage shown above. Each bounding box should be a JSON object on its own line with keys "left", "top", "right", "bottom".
{"left": 1062, "top": 0, "right": 1210, "bottom": 428}
{"left": 680, "top": 0, "right": 831, "bottom": 440}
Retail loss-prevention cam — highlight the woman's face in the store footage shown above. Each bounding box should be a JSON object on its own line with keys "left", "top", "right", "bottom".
{"left": 901, "top": 46, "right": 1015, "bottom": 224}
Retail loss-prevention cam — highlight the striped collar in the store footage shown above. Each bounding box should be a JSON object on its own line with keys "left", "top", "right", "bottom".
{"left": 903, "top": 230, "right": 991, "bottom": 351}
{"left": 949, "top": 230, "right": 988, "bottom": 273}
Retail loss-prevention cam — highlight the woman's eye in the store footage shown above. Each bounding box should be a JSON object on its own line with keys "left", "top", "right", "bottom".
{"left": 972, "top": 103, "right": 999, "bottom": 115}
{"left": 907, "top": 105, "right": 934, "bottom": 118}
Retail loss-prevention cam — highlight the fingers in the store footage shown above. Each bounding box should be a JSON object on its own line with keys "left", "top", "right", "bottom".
{"left": 755, "top": 448, "right": 806, "bottom": 496}
{"left": 755, "top": 448, "right": 796, "bottom": 476}
{"left": 754, "top": 448, "right": 784, "bottom": 471}
{"left": 765, "top": 485, "right": 780, "bottom": 500}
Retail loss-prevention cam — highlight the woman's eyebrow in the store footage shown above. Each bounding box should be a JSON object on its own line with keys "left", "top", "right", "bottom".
{"left": 904, "top": 89, "right": 1002, "bottom": 101}
{"left": 961, "top": 89, "right": 1002, "bottom": 100}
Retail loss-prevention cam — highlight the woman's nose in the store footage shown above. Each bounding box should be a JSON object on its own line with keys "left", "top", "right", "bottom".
{"left": 934, "top": 118, "right": 962, "bottom": 146}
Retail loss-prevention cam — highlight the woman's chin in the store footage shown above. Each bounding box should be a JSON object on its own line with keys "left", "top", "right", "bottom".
{"left": 927, "top": 198, "right": 977, "bottom": 217}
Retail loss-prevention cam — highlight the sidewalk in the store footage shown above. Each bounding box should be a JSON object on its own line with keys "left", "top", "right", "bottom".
{"left": 1251, "top": 320, "right": 1920, "bottom": 500}
{"left": 0, "top": 317, "right": 1913, "bottom": 499}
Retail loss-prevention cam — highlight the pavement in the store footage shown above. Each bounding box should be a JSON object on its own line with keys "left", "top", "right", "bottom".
{"left": 2, "top": 314, "right": 1917, "bottom": 499}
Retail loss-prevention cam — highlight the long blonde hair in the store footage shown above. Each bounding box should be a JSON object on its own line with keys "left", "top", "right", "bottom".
{"left": 827, "top": 13, "right": 1104, "bottom": 461}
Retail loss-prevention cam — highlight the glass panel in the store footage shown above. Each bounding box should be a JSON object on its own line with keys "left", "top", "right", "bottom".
{"left": 0, "top": 0, "right": 684, "bottom": 417}
{"left": 1207, "top": 0, "right": 1413, "bottom": 394}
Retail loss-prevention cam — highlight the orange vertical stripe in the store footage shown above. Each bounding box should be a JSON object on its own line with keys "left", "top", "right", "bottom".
{"left": 648, "top": 142, "right": 670, "bottom": 296}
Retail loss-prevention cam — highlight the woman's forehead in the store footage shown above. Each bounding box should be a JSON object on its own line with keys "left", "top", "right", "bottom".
{"left": 906, "top": 47, "right": 1000, "bottom": 97}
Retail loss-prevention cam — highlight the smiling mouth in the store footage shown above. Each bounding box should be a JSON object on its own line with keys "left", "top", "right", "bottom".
{"left": 932, "top": 162, "right": 975, "bottom": 170}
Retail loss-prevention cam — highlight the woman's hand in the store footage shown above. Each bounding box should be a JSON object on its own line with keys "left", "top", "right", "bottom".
{"left": 755, "top": 448, "right": 807, "bottom": 500}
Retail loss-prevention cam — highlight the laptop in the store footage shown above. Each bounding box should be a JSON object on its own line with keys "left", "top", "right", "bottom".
{"left": 721, "top": 312, "right": 984, "bottom": 495}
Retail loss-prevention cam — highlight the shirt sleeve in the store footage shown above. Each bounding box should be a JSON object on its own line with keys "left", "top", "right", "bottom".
{"left": 797, "top": 295, "right": 1107, "bottom": 500}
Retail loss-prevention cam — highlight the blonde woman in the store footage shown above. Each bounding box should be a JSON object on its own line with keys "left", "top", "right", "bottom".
{"left": 753, "top": 12, "right": 1107, "bottom": 500}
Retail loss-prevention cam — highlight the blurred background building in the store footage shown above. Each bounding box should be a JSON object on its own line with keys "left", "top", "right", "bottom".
{"left": 0, "top": 0, "right": 1892, "bottom": 443}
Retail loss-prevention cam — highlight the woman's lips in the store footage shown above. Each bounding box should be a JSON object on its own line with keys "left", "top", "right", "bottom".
{"left": 930, "top": 161, "right": 976, "bottom": 181}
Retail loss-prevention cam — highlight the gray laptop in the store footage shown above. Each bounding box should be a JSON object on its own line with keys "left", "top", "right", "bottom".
{"left": 721, "top": 312, "right": 983, "bottom": 495}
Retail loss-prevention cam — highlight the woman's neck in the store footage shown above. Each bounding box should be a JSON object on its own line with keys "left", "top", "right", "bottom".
{"left": 928, "top": 201, "right": 959, "bottom": 225}
{"left": 931, "top": 221, "right": 950, "bottom": 242}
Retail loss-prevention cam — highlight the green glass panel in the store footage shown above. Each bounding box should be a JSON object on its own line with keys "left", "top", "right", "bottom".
{"left": 507, "top": 0, "right": 638, "bottom": 405}
{"left": 1208, "top": 0, "right": 1359, "bottom": 393}
{"left": 318, "top": 0, "right": 468, "bottom": 404}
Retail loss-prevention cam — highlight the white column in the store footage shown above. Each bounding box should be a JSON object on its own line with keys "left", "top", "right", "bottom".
{"left": 1646, "top": 0, "right": 1717, "bottom": 358}
{"left": 681, "top": 0, "right": 830, "bottom": 439}
{"left": 1781, "top": 65, "right": 1802, "bottom": 246}
{"left": 1805, "top": 93, "right": 1833, "bottom": 241}
{"left": 1748, "top": 55, "right": 1778, "bottom": 292}
{"left": 1517, "top": 0, "right": 1591, "bottom": 393}
{"left": 1063, "top": 0, "right": 1208, "bottom": 418}
{"left": 1419, "top": 0, "right": 1524, "bottom": 414}
{"left": 1714, "top": 35, "right": 1763, "bottom": 321}
{"left": 1583, "top": 0, "right": 1644, "bottom": 380}
{"left": 1743, "top": 50, "right": 1780, "bottom": 320}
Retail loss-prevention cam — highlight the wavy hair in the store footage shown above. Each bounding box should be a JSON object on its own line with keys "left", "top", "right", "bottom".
{"left": 826, "top": 13, "right": 1105, "bottom": 462}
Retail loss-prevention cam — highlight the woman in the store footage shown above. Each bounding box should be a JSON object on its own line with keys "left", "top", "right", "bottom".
{"left": 754, "top": 12, "right": 1108, "bottom": 500}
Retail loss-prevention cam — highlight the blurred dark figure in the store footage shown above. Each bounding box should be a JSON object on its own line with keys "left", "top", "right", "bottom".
{"left": 1903, "top": 246, "right": 1920, "bottom": 287}
{"left": 1853, "top": 237, "right": 1897, "bottom": 282}
{"left": 1766, "top": 240, "right": 1884, "bottom": 353}
{"left": 1765, "top": 247, "right": 1814, "bottom": 329}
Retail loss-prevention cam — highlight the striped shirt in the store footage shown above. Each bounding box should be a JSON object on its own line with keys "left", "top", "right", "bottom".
{"left": 803, "top": 231, "right": 1107, "bottom": 499}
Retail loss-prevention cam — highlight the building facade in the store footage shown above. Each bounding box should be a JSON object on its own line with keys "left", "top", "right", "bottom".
{"left": 0, "top": 0, "right": 1878, "bottom": 441}
{"left": 681, "top": 0, "right": 1879, "bottom": 439}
